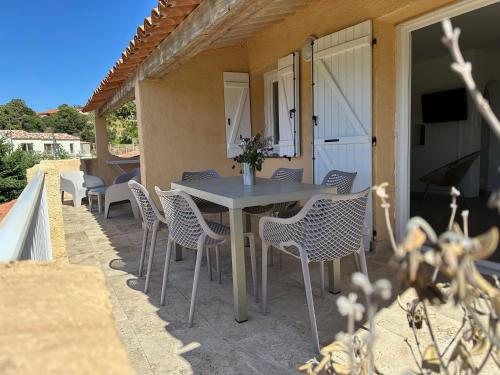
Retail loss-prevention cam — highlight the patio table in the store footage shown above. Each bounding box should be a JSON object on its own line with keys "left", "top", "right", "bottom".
{"left": 172, "top": 176, "right": 338, "bottom": 322}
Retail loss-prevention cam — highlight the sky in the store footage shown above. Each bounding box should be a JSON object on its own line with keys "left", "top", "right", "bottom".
{"left": 0, "top": 0, "right": 156, "bottom": 112}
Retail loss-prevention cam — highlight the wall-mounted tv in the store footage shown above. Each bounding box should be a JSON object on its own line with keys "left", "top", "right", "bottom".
{"left": 421, "top": 88, "right": 468, "bottom": 123}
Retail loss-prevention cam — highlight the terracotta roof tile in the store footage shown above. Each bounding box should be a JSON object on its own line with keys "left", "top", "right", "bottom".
{"left": 0, "top": 130, "right": 80, "bottom": 141}
{"left": 83, "top": 0, "right": 202, "bottom": 113}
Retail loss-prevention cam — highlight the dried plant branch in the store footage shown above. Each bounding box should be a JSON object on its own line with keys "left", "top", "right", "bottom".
{"left": 441, "top": 19, "right": 500, "bottom": 139}
{"left": 422, "top": 302, "right": 450, "bottom": 375}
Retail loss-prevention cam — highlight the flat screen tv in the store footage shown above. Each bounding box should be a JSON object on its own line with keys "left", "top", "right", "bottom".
{"left": 421, "top": 88, "right": 468, "bottom": 123}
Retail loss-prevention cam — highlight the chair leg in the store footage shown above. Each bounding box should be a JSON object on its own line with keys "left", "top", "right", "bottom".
{"left": 160, "top": 238, "right": 173, "bottom": 306}
{"left": 206, "top": 247, "right": 212, "bottom": 281}
{"left": 358, "top": 248, "right": 369, "bottom": 277}
{"left": 353, "top": 252, "right": 361, "bottom": 272}
{"left": 105, "top": 201, "right": 110, "bottom": 219}
{"left": 261, "top": 242, "right": 269, "bottom": 314}
{"left": 138, "top": 227, "right": 149, "bottom": 277}
{"left": 188, "top": 244, "right": 205, "bottom": 327}
{"left": 144, "top": 223, "right": 159, "bottom": 293}
{"left": 247, "top": 234, "right": 258, "bottom": 303}
{"left": 300, "top": 254, "right": 321, "bottom": 355}
{"left": 215, "top": 246, "right": 221, "bottom": 284}
{"left": 61, "top": 191, "right": 64, "bottom": 204}
{"left": 319, "top": 261, "right": 325, "bottom": 298}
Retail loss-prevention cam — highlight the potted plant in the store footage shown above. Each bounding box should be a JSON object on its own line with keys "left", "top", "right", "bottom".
{"left": 233, "top": 133, "right": 273, "bottom": 185}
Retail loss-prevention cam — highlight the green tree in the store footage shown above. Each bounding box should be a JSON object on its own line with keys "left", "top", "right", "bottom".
{"left": 106, "top": 101, "right": 138, "bottom": 144}
{"left": 43, "top": 104, "right": 88, "bottom": 135}
{"left": 0, "top": 99, "right": 44, "bottom": 131}
{"left": 0, "top": 137, "right": 42, "bottom": 203}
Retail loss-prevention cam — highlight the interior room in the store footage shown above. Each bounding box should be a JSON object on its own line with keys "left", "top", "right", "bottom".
{"left": 409, "top": 3, "right": 500, "bottom": 264}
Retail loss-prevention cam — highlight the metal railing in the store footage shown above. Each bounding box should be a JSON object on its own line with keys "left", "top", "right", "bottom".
{"left": 0, "top": 171, "right": 52, "bottom": 261}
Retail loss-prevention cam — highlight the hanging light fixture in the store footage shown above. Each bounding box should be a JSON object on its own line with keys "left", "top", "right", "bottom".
{"left": 301, "top": 36, "right": 316, "bottom": 62}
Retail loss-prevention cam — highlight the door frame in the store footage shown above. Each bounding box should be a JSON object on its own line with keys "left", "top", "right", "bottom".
{"left": 395, "top": 0, "right": 500, "bottom": 240}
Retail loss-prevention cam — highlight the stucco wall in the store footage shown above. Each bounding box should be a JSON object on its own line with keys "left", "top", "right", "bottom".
{"left": 135, "top": 44, "right": 249, "bottom": 195}
{"left": 129, "top": 0, "right": 460, "bottom": 244}
{"left": 27, "top": 159, "right": 82, "bottom": 261}
{"left": 246, "top": 0, "right": 458, "bottom": 244}
{"left": 81, "top": 115, "right": 137, "bottom": 186}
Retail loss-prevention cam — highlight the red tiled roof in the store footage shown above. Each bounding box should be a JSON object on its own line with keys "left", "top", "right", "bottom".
{"left": 0, "top": 200, "right": 16, "bottom": 222}
{"left": 37, "top": 109, "right": 59, "bottom": 116}
{"left": 0, "top": 130, "right": 80, "bottom": 141}
{"left": 83, "top": 0, "right": 202, "bottom": 113}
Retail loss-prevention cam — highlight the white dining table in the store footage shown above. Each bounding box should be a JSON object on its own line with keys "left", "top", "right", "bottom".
{"left": 171, "top": 176, "right": 338, "bottom": 322}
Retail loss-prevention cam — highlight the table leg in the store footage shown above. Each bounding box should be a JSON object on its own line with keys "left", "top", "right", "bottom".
{"left": 229, "top": 208, "right": 248, "bottom": 323}
{"left": 327, "top": 259, "right": 341, "bottom": 294}
{"left": 175, "top": 243, "right": 183, "bottom": 261}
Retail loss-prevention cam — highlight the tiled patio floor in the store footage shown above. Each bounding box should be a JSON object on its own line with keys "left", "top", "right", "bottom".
{"left": 62, "top": 202, "right": 496, "bottom": 374}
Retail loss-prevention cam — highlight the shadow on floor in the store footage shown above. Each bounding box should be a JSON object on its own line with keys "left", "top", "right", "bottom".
{"left": 63, "top": 199, "right": 400, "bottom": 374}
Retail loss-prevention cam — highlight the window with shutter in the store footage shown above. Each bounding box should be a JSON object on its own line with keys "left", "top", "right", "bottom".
{"left": 223, "top": 72, "right": 252, "bottom": 158}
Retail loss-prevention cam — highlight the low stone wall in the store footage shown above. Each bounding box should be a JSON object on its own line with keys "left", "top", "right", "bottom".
{"left": 0, "top": 262, "right": 134, "bottom": 374}
{"left": 27, "top": 159, "right": 82, "bottom": 261}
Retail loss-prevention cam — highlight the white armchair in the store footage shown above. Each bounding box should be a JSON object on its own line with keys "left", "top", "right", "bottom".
{"left": 83, "top": 174, "right": 105, "bottom": 190}
{"left": 105, "top": 168, "right": 141, "bottom": 220}
{"left": 60, "top": 171, "right": 87, "bottom": 207}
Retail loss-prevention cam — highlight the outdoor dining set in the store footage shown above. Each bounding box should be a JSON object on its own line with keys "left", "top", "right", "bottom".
{"left": 60, "top": 166, "right": 369, "bottom": 354}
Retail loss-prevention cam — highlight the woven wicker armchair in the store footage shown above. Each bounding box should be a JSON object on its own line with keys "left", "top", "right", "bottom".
{"left": 155, "top": 187, "right": 257, "bottom": 327}
{"left": 128, "top": 181, "right": 167, "bottom": 294}
{"left": 259, "top": 189, "right": 370, "bottom": 354}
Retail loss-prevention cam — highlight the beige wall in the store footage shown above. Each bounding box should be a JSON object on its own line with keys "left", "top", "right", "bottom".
{"left": 135, "top": 45, "right": 249, "bottom": 195}
{"left": 246, "top": 0, "right": 458, "bottom": 244}
{"left": 108, "top": 0, "right": 461, "bottom": 244}
{"left": 82, "top": 115, "right": 137, "bottom": 185}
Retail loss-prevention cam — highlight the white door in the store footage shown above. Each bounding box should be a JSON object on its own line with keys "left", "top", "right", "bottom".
{"left": 313, "top": 20, "right": 373, "bottom": 248}
{"left": 223, "top": 72, "right": 252, "bottom": 158}
{"left": 278, "top": 52, "right": 300, "bottom": 157}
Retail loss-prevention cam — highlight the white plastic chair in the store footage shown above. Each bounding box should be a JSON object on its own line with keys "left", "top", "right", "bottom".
{"left": 105, "top": 168, "right": 141, "bottom": 219}
{"left": 244, "top": 167, "right": 304, "bottom": 216}
{"left": 155, "top": 187, "right": 257, "bottom": 327}
{"left": 182, "top": 169, "right": 228, "bottom": 222}
{"left": 278, "top": 170, "right": 357, "bottom": 218}
{"left": 244, "top": 167, "right": 303, "bottom": 267}
{"left": 128, "top": 180, "right": 167, "bottom": 294}
{"left": 259, "top": 189, "right": 370, "bottom": 354}
{"left": 60, "top": 171, "right": 87, "bottom": 207}
{"left": 83, "top": 174, "right": 106, "bottom": 190}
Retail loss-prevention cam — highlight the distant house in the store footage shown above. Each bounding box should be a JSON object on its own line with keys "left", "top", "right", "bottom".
{"left": 36, "top": 109, "right": 59, "bottom": 118}
{"left": 0, "top": 130, "right": 90, "bottom": 157}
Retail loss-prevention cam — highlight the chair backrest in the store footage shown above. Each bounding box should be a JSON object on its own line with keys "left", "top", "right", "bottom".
{"left": 83, "top": 174, "right": 105, "bottom": 190}
{"left": 155, "top": 188, "right": 210, "bottom": 249}
{"left": 60, "top": 171, "right": 84, "bottom": 187}
{"left": 114, "top": 168, "right": 141, "bottom": 185}
{"left": 182, "top": 169, "right": 220, "bottom": 181}
{"left": 271, "top": 168, "right": 304, "bottom": 182}
{"left": 321, "top": 170, "right": 357, "bottom": 194}
{"left": 128, "top": 180, "right": 162, "bottom": 230}
{"left": 181, "top": 169, "right": 220, "bottom": 207}
{"left": 264, "top": 189, "right": 369, "bottom": 262}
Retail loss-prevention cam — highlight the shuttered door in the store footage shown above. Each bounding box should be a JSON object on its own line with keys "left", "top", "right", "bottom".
{"left": 223, "top": 72, "right": 252, "bottom": 158}
{"left": 278, "top": 52, "right": 300, "bottom": 157}
{"left": 313, "top": 20, "right": 373, "bottom": 247}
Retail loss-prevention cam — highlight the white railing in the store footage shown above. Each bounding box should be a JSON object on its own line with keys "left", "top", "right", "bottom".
{"left": 0, "top": 171, "right": 52, "bottom": 261}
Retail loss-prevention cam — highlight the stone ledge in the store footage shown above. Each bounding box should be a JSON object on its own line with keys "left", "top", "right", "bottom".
{"left": 0, "top": 261, "right": 134, "bottom": 375}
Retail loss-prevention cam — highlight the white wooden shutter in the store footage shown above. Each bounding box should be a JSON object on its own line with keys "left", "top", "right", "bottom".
{"left": 223, "top": 72, "right": 252, "bottom": 158}
{"left": 278, "top": 52, "right": 300, "bottom": 157}
{"left": 313, "top": 20, "right": 373, "bottom": 248}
